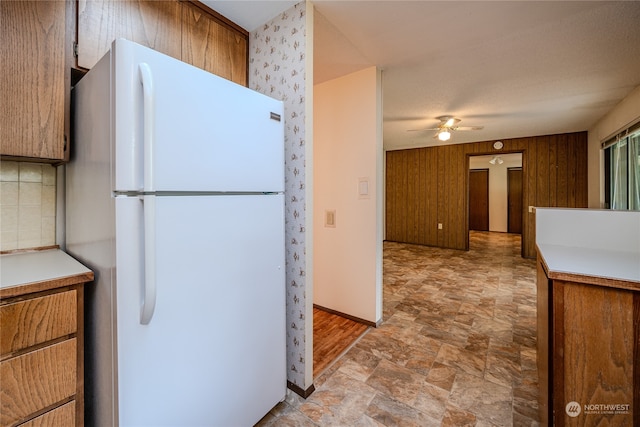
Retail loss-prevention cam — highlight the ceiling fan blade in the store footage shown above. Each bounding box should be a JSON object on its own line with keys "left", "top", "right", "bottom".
{"left": 437, "top": 116, "right": 461, "bottom": 127}
{"left": 407, "top": 127, "right": 440, "bottom": 132}
{"left": 454, "top": 126, "right": 484, "bottom": 131}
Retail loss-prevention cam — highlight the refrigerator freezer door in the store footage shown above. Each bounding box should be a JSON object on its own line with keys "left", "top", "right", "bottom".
{"left": 115, "top": 194, "right": 286, "bottom": 426}
{"left": 110, "top": 39, "right": 284, "bottom": 194}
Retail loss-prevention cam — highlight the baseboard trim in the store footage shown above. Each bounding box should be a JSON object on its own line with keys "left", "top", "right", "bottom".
{"left": 287, "top": 381, "right": 315, "bottom": 399}
{"left": 313, "top": 304, "right": 379, "bottom": 328}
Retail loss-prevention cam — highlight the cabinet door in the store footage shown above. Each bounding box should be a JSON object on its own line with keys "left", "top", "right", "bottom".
{"left": 0, "top": 339, "right": 77, "bottom": 426}
{"left": 19, "top": 401, "right": 75, "bottom": 427}
{"left": 0, "top": 1, "right": 66, "bottom": 160}
{"left": 0, "top": 290, "right": 77, "bottom": 355}
{"left": 77, "top": 0, "right": 182, "bottom": 70}
{"left": 181, "top": 2, "right": 248, "bottom": 86}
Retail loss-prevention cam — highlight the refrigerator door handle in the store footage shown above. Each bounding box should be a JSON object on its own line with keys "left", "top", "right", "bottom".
{"left": 140, "top": 194, "right": 157, "bottom": 324}
{"left": 139, "top": 63, "right": 155, "bottom": 192}
{"left": 139, "top": 63, "right": 157, "bottom": 324}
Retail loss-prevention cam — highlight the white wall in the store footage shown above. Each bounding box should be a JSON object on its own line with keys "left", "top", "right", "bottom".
{"left": 469, "top": 153, "right": 523, "bottom": 232}
{"left": 313, "top": 66, "right": 383, "bottom": 324}
{"left": 588, "top": 85, "right": 640, "bottom": 208}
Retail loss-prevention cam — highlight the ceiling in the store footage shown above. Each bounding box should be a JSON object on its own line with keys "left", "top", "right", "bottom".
{"left": 203, "top": 1, "right": 640, "bottom": 151}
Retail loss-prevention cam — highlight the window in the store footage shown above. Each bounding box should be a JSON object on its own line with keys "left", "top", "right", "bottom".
{"left": 604, "top": 128, "right": 640, "bottom": 210}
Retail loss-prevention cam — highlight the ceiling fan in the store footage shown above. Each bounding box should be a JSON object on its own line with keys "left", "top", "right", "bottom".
{"left": 409, "top": 116, "right": 484, "bottom": 141}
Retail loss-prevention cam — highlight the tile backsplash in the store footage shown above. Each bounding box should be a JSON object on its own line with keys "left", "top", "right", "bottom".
{"left": 0, "top": 161, "right": 56, "bottom": 251}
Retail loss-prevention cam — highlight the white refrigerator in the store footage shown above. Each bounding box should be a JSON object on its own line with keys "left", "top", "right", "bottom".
{"left": 66, "top": 39, "right": 286, "bottom": 426}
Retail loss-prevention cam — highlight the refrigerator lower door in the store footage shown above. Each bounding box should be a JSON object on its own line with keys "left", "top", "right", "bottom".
{"left": 114, "top": 194, "right": 286, "bottom": 426}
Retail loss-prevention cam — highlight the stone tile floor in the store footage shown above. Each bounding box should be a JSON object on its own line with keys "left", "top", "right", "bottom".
{"left": 257, "top": 232, "right": 539, "bottom": 426}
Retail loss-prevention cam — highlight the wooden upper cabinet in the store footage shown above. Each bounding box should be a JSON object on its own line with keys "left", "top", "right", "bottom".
{"left": 0, "top": 0, "right": 66, "bottom": 161}
{"left": 77, "top": 0, "right": 248, "bottom": 87}
{"left": 77, "top": 0, "right": 182, "bottom": 70}
{"left": 181, "top": 2, "right": 248, "bottom": 86}
{"left": 2, "top": 0, "right": 248, "bottom": 163}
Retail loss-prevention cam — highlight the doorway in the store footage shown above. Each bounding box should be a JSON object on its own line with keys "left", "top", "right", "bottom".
{"left": 313, "top": 307, "right": 368, "bottom": 377}
{"left": 467, "top": 153, "right": 524, "bottom": 252}
{"left": 507, "top": 167, "right": 523, "bottom": 234}
{"left": 469, "top": 169, "right": 489, "bottom": 231}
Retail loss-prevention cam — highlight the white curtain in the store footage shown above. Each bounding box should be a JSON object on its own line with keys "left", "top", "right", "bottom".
{"left": 610, "top": 139, "right": 628, "bottom": 210}
{"left": 629, "top": 132, "right": 640, "bottom": 210}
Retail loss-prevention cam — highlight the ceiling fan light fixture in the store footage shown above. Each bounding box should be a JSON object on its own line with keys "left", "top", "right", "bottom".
{"left": 438, "top": 130, "right": 451, "bottom": 141}
{"left": 489, "top": 156, "right": 504, "bottom": 165}
{"left": 443, "top": 117, "right": 456, "bottom": 127}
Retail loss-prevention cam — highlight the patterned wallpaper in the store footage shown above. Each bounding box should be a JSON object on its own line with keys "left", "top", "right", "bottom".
{"left": 249, "top": 2, "right": 311, "bottom": 390}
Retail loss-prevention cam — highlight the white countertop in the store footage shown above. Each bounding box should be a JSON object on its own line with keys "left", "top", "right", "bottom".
{"left": 1, "top": 249, "right": 93, "bottom": 289}
{"left": 537, "top": 243, "right": 640, "bottom": 284}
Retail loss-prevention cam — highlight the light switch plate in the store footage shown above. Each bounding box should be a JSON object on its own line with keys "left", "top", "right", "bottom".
{"left": 358, "top": 177, "right": 370, "bottom": 199}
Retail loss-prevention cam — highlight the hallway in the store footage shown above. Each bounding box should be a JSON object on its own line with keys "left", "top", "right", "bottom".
{"left": 258, "top": 232, "right": 539, "bottom": 426}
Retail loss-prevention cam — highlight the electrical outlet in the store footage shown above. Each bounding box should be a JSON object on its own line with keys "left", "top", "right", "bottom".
{"left": 438, "top": 223, "right": 443, "bottom": 230}
{"left": 325, "top": 210, "right": 336, "bottom": 228}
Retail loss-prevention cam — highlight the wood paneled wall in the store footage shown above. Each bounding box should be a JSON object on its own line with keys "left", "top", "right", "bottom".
{"left": 385, "top": 132, "right": 588, "bottom": 258}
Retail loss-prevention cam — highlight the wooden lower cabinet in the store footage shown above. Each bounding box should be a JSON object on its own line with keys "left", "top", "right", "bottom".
{"left": 1, "top": 286, "right": 85, "bottom": 427}
{"left": 537, "top": 260, "right": 552, "bottom": 426}
{"left": 20, "top": 402, "right": 76, "bottom": 427}
{"left": 537, "top": 256, "right": 639, "bottom": 426}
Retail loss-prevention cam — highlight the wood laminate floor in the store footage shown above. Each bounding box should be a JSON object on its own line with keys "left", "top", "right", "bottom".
{"left": 313, "top": 308, "right": 369, "bottom": 378}
{"left": 258, "top": 232, "right": 538, "bottom": 426}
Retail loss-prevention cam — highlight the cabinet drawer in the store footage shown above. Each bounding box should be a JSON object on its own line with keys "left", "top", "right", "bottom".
{"left": 18, "top": 401, "right": 75, "bottom": 427}
{"left": 1, "top": 290, "right": 77, "bottom": 356}
{"left": 0, "top": 339, "right": 77, "bottom": 426}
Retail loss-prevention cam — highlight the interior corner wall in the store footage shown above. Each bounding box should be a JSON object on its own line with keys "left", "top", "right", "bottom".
{"left": 249, "top": 0, "right": 312, "bottom": 391}
{"left": 587, "top": 85, "right": 640, "bottom": 208}
{"left": 303, "top": 0, "right": 314, "bottom": 390}
{"left": 313, "top": 66, "right": 381, "bottom": 324}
